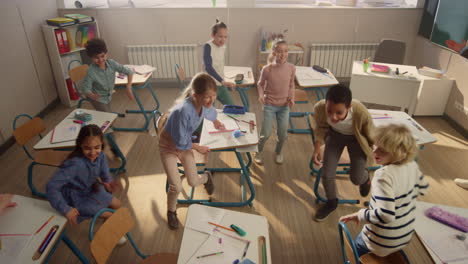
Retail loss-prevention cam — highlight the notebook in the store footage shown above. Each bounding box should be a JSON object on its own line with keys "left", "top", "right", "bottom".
{"left": 64, "top": 14, "right": 94, "bottom": 23}
{"left": 50, "top": 123, "right": 81, "bottom": 144}
{"left": 46, "top": 17, "right": 76, "bottom": 27}
{"left": 371, "top": 64, "right": 390, "bottom": 73}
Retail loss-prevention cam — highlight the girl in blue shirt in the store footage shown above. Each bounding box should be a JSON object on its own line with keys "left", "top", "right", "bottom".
{"left": 46, "top": 125, "right": 121, "bottom": 225}
{"left": 159, "top": 72, "right": 225, "bottom": 230}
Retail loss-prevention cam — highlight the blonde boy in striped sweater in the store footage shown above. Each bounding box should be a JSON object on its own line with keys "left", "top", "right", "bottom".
{"left": 340, "top": 124, "right": 429, "bottom": 257}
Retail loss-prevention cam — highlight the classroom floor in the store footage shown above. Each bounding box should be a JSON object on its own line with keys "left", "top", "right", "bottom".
{"left": 2, "top": 85, "right": 467, "bottom": 264}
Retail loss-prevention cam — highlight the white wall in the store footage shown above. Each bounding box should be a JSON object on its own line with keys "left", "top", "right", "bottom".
{"left": 0, "top": 0, "right": 58, "bottom": 143}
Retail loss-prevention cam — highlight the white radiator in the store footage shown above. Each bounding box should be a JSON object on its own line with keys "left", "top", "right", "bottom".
{"left": 127, "top": 44, "right": 199, "bottom": 79}
{"left": 309, "top": 43, "right": 379, "bottom": 78}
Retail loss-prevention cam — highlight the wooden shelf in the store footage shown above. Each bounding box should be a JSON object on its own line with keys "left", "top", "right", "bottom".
{"left": 60, "top": 47, "right": 85, "bottom": 56}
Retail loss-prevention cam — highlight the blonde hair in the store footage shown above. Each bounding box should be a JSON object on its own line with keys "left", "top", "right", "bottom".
{"left": 267, "top": 40, "right": 287, "bottom": 65}
{"left": 170, "top": 72, "right": 217, "bottom": 112}
{"left": 374, "top": 124, "right": 418, "bottom": 164}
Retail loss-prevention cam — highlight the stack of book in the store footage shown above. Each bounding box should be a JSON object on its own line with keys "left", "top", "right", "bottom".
{"left": 64, "top": 14, "right": 94, "bottom": 23}
{"left": 46, "top": 17, "right": 75, "bottom": 27}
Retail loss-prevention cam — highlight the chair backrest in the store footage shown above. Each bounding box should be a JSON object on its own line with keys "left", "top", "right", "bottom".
{"left": 338, "top": 222, "right": 360, "bottom": 264}
{"left": 13, "top": 116, "right": 46, "bottom": 147}
{"left": 374, "top": 39, "right": 406, "bottom": 65}
{"left": 90, "top": 208, "right": 135, "bottom": 264}
{"left": 69, "top": 64, "right": 89, "bottom": 83}
{"left": 174, "top": 64, "right": 187, "bottom": 91}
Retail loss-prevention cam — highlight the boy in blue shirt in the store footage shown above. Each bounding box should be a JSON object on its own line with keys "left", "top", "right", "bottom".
{"left": 80, "top": 38, "right": 134, "bottom": 112}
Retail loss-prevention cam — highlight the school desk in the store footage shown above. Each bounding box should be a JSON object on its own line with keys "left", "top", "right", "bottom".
{"left": 178, "top": 111, "right": 259, "bottom": 207}
{"left": 415, "top": 201, "right": 468, "bottom": 264}
{"left": 0, "top": 195, "right": 88, "bottom": 264}
{"left": 350, "top": 61, "right": 423, "bottom": 116}
{"left": 290, "top": 66, "right": 339, "bottom": 134}
{"left": 178, "top": 204, "right": 271, "bottom": 264}
{"left": 224, "top": 66, "right": 255, "bottom": 112}
{"left": 33, "top": 108, "right": 126, "bottom": 173}
{"left": 112, "top": 72, "right": 161, "bottom": 132}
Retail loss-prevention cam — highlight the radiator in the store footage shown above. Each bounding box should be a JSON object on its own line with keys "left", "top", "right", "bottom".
{"left": 127, "top": 44, "right": 199, "bottom": 79}
{"left": 309, "top": 43, "right": 379, "bottom": 78}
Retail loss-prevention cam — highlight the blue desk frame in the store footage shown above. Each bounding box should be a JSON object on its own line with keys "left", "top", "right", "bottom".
{"left": 288, "top": 86, "right": 328, "bottom": 134}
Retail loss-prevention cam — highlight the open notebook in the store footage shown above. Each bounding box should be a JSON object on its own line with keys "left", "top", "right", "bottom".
{"left": 50, "top": 123, "right": 81, "bottom": 144}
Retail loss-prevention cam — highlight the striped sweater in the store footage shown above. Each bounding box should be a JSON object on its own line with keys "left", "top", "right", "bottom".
{"left": 357, "top": 161, "right": 429, "bottom": 256}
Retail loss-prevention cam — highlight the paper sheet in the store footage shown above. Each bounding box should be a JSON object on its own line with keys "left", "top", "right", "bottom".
{"left": 186, "top": 229, "right": 247, "bottom": 264}
{"left": 0, "top": 235, "right": 33, "bottom": 264}
{"left": 207, "top": 119, "right": 239, "bottom": 133}
{"left": 185, "top": 206, "right": 225, "bottom": 235}
{"left": 124, "top": 64, "right": 156, "bottom": 75}
{"left": 51, "top": 123, "right": 81, "bottom": 144}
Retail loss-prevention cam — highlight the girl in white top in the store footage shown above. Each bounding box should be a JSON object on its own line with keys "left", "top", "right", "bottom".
{"left": 340, "top": 124, "right": 429, "bottom": 257}
{"left": 203, "top": 19, "right": 236, "bottom": 105}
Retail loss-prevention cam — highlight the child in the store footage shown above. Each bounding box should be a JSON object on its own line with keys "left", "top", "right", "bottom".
{"left": 46, "top": 124, "right": 121, "bottom": 225}
{"left": 160, "top": 72, "right": 225, "bottom": 230}
{"left": 203, "top": 19, "right": 236, "bottom": 106}
{"left": 255, "top": 40, "right": 296, "bottom": 164}
{"left": 80, "top": 38, "right": 134, "bottom": 113}
{"left": 312, "top": 84, "right": 374, "bottom": 221}
{"left": 340, "top": 124, "right": 429, "bottom": 257}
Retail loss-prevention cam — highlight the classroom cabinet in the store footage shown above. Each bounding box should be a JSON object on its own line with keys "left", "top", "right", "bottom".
{"left": 42, "top": 21, "right": 99, "bottom": 107}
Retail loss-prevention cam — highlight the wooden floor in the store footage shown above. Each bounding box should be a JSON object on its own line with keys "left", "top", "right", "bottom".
{"left": 2, "top": 85, "right": 467, "bottom": 264}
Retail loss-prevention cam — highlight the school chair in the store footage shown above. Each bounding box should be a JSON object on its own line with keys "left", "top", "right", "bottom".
{"left": 174, "top": 63, "right": 188, "bottom": 91}
{"left": 89, "top": 208, "right": 178, "bottom": 264}
{"left": 374, "top": 39, "right": 406, "bottom": 65}
{"left": 288, "top": 89, "right": 314, "bottom": 134}
{"left": 338, "top": 221, "right": 410, "bottom": 264}
{"left": 12, "top": 114, "right": 71, "bottom": 198}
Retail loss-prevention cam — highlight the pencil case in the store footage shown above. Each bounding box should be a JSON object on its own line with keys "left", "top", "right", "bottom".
{"left": 74, "top": 111, "right": 92, "bottom": 122}
{"left": 234, "top": 74, "right": 244, "bottom": 84}
{"left": 223, "top": 105, "right": 246, "bottom": 115}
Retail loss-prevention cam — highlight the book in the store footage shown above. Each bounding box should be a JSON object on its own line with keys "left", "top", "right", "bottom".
{"left": 64, "top": 14, "right": 94, "bottom": 23}
{"left": 46, "top": 17, "right": 75, "bottom": 27}
{"left": 371, "top": 64, "right": 390, "bottom": 73}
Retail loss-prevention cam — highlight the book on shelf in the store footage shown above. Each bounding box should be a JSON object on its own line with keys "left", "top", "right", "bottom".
{"left": 64, "top": 14, "right": 94, "bottom": 23}
{"left": 55, "top": 29, "right": 70, "bottom": 54}
{"left": 46, "top": 17, "right": 75, "bottom": 27}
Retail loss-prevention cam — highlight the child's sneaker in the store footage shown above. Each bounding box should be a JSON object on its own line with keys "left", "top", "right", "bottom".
{"left": 275, "top": 153, "right": 284, "bottom": 164}
{"left": 117, "top": 236, "right": 127, "bottom": 246}
{"left": 254, "top": 152, "right": 263, "bottom": 164}
{"left": 314, "top": 199, "right": 338, "bottom": 222}
{"left": 359, "top": 178, "right": 371, "bottom": 197}
{"left": 167, "top": 210, "right": 179, "bottom": 230}
{"left": 204, "top": 171, "right": 214, "bottom": 195}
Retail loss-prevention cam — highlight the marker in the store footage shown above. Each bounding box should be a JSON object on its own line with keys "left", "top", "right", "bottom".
{"left": 197, "top": 251, "right": 223, "bottom": 259}
{"left": 208, "top": 222, "right": 235, "bottom": 232}
{"left": 242, "top": 241, "right": 250, "bottom": 258}
{"left": 407, "top": 118, "right": 423, "bottom": 131}
{"left": 73, "top": 120, "right": 83, "bottom": 124}
{"left": 230, "top": 224, "right": 246, "bottom": 237}
{"left": 35, "top": 215, "right": 55, "bottom": 235}
{"left": 100, "top": 121, "right": 110, "bottom": 131}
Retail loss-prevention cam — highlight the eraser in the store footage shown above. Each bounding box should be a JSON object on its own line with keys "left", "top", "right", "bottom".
{"left": 230, "top": 224, "right": 246, "bottom": 237}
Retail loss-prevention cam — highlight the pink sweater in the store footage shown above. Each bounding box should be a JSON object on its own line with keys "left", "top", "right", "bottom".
{"left": 257, "top": 62, "right": 296, "bottom": 106}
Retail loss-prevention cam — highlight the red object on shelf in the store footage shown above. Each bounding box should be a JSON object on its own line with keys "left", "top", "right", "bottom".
{"left": 61, "top": 29, "right": 70, "bottom": 53}
{"left": 55, "top": 29, "right": 66, "bottom": 54}
{"left": 66, "top": 78, "right": 79, "bottom": 100}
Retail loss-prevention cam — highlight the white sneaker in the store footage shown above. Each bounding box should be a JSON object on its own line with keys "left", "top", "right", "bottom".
{"left": 275, "top": 153, "right": 284, "bottom": 164}
{"left": 117, "top": 236, "right": 127, "bottom": 246}
{"left": 254, "top": 152, "right": 263, "bottom": 164}
{"left": 455, "top": 178, "right": 468, "bottom": 189}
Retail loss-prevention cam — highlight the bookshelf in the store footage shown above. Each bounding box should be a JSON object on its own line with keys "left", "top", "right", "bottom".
{"left": 42, "top": 21, "right": 99, "bottom": 107}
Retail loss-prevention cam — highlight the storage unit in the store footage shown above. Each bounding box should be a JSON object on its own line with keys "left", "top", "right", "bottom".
{"left": 42, "top": 21, "right": 99, "bottom": 107}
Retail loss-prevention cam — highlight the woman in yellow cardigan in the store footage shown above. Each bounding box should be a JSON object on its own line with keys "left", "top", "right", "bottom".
{"left": 312, "top": 84, "right": 374, "bottom": 221}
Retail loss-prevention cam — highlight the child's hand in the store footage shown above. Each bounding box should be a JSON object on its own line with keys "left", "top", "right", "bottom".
{"left": 194, "top": 144, "right": 210, "bottom": 154}
{"left": 339, "top": 212, "right": 359, "bottom": 224}
{"left": 258, "top": 96, "right": 265, "bottom": 104}
{"left": 103, "top": 181, "right": 121, "bottom": 193}
{"left": 312, "top": 149, "right": 322, "bottom": 166}
{"left": 0, "top": 194, "right": 17, "bottom": 213}
{"left": 125, "top": 87, "right": 135, "bottom": 101}
{"left": 288, "top": 99, "right": 295, "bottom": 108}
{"left": 222, "top": 81, "right": 236, "bottom": 90}
{"left": 213, "top": 120, "right": 225, "bottom": 130}
{"left": 87, "top": 92, "right": 100, "bottom": 101}
{"left": 65, "top": 208, "right": 80, "bottom": 225}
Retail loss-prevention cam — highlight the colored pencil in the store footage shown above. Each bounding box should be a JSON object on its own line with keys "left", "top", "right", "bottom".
{"left": 197, "top": 251, "right": 223, "bottom": 259}
{"left": 35, "top": 215, "right": 55, "bottom": 234}
{"left": 372, "top": 117, "right": 392, "bottom": 119}
{"left": 208, "top": 222, "right": 235, "bottom": 232}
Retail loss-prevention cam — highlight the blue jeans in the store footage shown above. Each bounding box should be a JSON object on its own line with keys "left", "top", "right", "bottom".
{"left": 258, "top": 104, "right": 290, "bottom": 153}
{"left": 355, "top": 232, "right": 370, "bottom": 257}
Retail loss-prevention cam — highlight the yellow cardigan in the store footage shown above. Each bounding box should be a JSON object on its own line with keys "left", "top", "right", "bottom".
{"left": 313, "top": 99, "right": 375, "bottom": 166}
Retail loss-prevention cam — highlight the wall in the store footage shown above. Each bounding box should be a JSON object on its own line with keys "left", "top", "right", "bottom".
{"left": 412, "top": 36, "right": 468, "bottom": 131}
{"left": 59, "top": 7, "right": 422, "bottom": 71}
{"left": 0, "top": 0, "right": 58, "bottom": 142}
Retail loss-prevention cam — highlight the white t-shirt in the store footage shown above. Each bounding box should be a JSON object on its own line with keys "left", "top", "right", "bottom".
{"left": 327, "top": 107, "right": 354, "bottom": 135}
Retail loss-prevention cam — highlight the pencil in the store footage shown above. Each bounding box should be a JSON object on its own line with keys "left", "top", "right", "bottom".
{"left": 197, "top": 251, "right": 223, "bottom": 259}
{"left": 208, "top": 222, "right": 235, "bottom": 232}
{"left": 35, "top": 215, "right": 55, "bottom": 235}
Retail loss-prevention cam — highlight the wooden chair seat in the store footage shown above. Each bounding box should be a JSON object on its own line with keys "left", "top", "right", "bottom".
{"left": 34, "top": 149, "right": 71, "bottom": 166}
{"left": 294, "top": 89, "right": 309, "bottom": 103}
{"left": 139, "top": 253, "right": 178, "bottom": 264}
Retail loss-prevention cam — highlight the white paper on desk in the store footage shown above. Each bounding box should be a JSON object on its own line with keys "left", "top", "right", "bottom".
{"left": 0, "top": 235, "right": 33, "bottom": 264}
{"left": 124, "top": 64, "right": 156, "bottom": 75}
{"left": 185, "top": 207, "right": 225, "bottom": 235}
{"left": 207, "top": 119, "right": 239, "bottom": 133}
{"left": 296, "top": 71, "right": 322, "bottom": 80}
{"left": 186, "top": 231, "right": 246, "bottom": 264}
{"left": 421, "top": 232, "right": 468, "bottom": 263}
{"left": 51, "top": 123, "right": 81, "bottom": 144}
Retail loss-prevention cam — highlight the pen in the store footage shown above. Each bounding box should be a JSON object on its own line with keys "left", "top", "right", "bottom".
{"left": 197, "top": 251, "right": 223, "bottom": 259}
{"left": 100, "top": 121, "right": 110, "bottom": 131}
{"left": 38, "top": 225, "right": 58, "bottom": 254}
{"left": 407, "top": 118, "right": 423, "bottom": 131}
{"left": 35, "top": 215, "right": 55, "bottom": 235}
{"left": 242, "top": 241, "right": 250, "bottom": 258}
